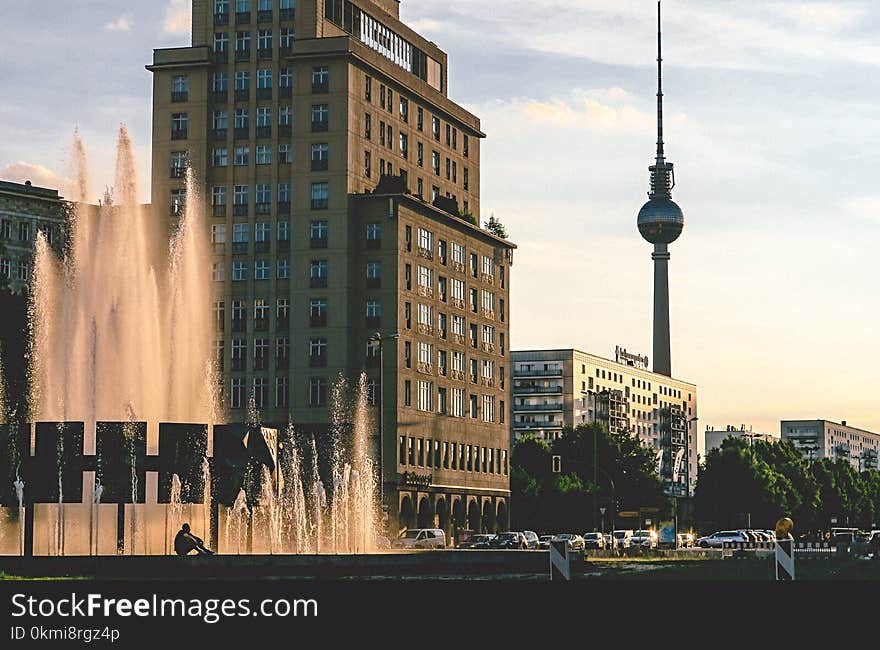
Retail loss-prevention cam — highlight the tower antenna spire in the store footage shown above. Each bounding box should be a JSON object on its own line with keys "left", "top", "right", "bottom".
{"left": 656, "top": 0, "right": 665, "bottom": 165}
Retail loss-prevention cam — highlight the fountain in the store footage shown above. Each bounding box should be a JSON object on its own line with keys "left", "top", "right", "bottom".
{"left": 0, "top": 128, "right": 384, "bottom": 557}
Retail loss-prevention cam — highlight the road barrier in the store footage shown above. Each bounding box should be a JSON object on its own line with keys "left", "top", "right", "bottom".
{"left": 722, "top": 541, "right": 838, "bottom": 559}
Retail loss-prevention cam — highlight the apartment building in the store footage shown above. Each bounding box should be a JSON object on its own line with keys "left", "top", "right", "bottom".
{"left": 781, "top": 420, "right": 879, "bottom": 470}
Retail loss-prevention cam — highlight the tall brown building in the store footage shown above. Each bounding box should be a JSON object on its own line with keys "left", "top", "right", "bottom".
{"left": 147, "top": 0, "right": 515, "bottom": 537}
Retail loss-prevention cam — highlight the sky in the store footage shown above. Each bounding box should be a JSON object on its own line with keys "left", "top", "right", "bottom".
{"left": 1, "top": 0, "right": 880, "bottom": 446}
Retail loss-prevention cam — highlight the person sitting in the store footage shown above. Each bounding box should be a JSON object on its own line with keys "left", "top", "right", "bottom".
{"left": 174, "top": 523, "right": 214, "bottom": 556}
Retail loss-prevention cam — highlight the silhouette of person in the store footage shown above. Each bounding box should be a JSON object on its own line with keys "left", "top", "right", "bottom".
{"left": 174, "top": 523, "right": 214, "bottom": 556}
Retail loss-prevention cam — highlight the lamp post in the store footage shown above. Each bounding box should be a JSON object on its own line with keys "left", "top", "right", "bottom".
{"left": 369, "top": 331, "right": 399, "bottom": 526}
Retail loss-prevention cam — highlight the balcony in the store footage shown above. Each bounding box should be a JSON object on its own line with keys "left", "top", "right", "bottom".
{"left": 254, "top": 241, "right": 270, "bottom": 254}
{"left": 365, "top": 355, "right": 380, "bottom": 368}
{"left": 312, "top": 81, "right": 329, "bottom": 94}
{"left": 233, "top": 204, "right": 248, "bottom": 217}
{"left": 513, "top": 385, "right": 563, "bottom": 395}
{"left": 235, "top": 49, "right": 251, "bottom": 62}
{"left": 212, "top": 243, "right": 226, "bottom": 255}
{"left": 258, "top": 48, "right": 272, "bottom": 61}
{"left": 214, "top": 12, "right": 229, "bottom": 25}
{"left": 254, "top": 318, "right": 268, "bottom": 332}
{"left": 232, "top": 319, "right": 246, "bottom": 333}
{"left": 211, "top": 91, "right": 228, "bottom": 104}
{"left": 276, "top": 356, "right": 290, "bottom": 370}
{"left": 280, "top": 8, "right": 294, "bottom": 20}
{"left": 277, "top": 202, "right": 291, "bottom": 216}
{"left": 513, "top": 422, "right": 564, "bottom": 431}
{"left": 277, "top": 240, "right": 290, "bottom": 252}
{"left": 365, "top": 316, "right": 381, "bottom": 329}
{"left": 255, "top": 202, "right": 271, "bottom": 215}
{"left": 276, "top": 316, "right": 289, "bottom": 330}
{"left": 310, "top": 236, "right": 328, "bottom": 249}
{"left": 513, "top": 367, "right": 563, "bottom": 378}
{"left": 258, "top": 10, "right": 273, "bottom": 22}
{"left": 212, "top": 128, "right": 227, "bottom": 141}
{"left": 212, "top": 204, "right": 227, "bottom": 217}
{"left": 513, "top": 403, "right": 564, "bottom": 413}
{"left": 311, "top": 199, "right": 328, "bottom": 211}
{"left": 256, "top": 126, "right": 271, "bottom": 138}
{"left": 234, "top": 127, "right": 249, "bottom": 140}
{"left": 310, "top": 314, "right": 327, "bottom": 327}
{"left": 171, "top": 129, "right": 188, "bottom": 141}
{"left": 231, "top": 359, "right": 246, "bottom": 371}
{"left": 366, "top": 277, "right": 380, "bottom": 290}
{"left": 212, "top": 50, "right": 228, "bottom": 64}
{"left": 170, "top": 167, "right": 186, "bottom": 179}
{"left": 232, "top": 242, "right": 248, "bottom": 255}
{"left": 279, "top": 46, "right": 293, "bottom": 58}
{"left": 366, "top": 238, "right": 381, "bottom": 250}
{"left": 279, "top": 125, "right": 292, "bottom": 138}
{"left": 172, "top": 91, "right": 189, "bottom": 103}
{"left": 309, "top": 354, "right": 326, "bottom": 368}
{"left": 310, "top": 276, "right": 328, "bottom": 289}
{"left": 236, "top": 11, "right": 251, "bottom": 24}
{"left": 279, "top": 85, "right": 292, "bottom": 99}
{"left": 257, "top": 87, "right": 273, "bottom": 100}
{"left": 311, "top": 120, "right": 329, "bottom": 133}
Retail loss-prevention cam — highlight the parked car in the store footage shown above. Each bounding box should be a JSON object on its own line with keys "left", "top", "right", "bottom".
{"left": 612, "top": 529, "right": 634, "bottom": 549}
{"left": 457, "top": 533, "right": 496, "bottom": 549}
{"left": 604, "top": 533, "right": 613, "bottom": 548}
{"left": 537, "top": 534, "right": 555, "bottom": 550}
{"left": 490, "top": 532, "right": 528, "bottom": 549}
{"left": 631, "top": 529, "right": 658, "bottom": 549}
{"left": 696, "top": 530, "right": 748, "bottom": 548}
{"left": 392, "top": 528, "right": 447, "bottom": 549}
{"left": 582, "top": 532, "right": 605, "bottom": 550}
{"left": 522, "top": 530, "right": 539, "bottom": 549}
{"left": 552, "top": 533, "right": 585, "bottom": 551}
{"left": 676, "top": 532, "right": 694, "bottom": 548}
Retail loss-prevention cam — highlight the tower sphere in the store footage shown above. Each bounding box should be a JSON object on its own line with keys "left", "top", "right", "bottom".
{"left": 638, "top": 197, "right": 683, "bottom": 245}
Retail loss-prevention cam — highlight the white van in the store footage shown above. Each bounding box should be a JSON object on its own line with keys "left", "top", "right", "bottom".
{"left": 612, "top": 529, "right": 634, "bottom": 549}
{"left": 392, "top": 528, "right": 447, "bottom": 549}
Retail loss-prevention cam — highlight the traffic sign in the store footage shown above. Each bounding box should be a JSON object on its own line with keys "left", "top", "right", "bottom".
{"left": 618, "top": 511, "right": 638, "bottom": 518}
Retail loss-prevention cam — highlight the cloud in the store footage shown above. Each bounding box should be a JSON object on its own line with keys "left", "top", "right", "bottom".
{"left": 0, "top": 162, "right": 74, "bottom": 197}
{"left": 104, "top": 16, "right": 133, "bottom": 32}
{"left": 163, "top": 0, "right": 191, "bottom": 36}
{"left": 844, "top": 196, "right": 880, "bottom": 223}
{"left": 768, "top": 2, "right": 865, "bottom": 32}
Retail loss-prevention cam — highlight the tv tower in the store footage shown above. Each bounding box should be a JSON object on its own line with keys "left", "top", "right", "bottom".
{"left": 637, "top": 0, "right": 684, "bottom": 378}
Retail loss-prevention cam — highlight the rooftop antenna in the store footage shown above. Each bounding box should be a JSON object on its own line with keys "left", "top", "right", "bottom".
{"left": 649, "top": 0, "right": 674, "bottom": 198}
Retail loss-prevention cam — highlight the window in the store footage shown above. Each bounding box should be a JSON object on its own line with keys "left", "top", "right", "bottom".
{"left": 212, "top": 262, "right": 224, "bottom": 281}
{"left": 310, "top": 183, "right": 329, "bottom": 210}
{"left": 366, "top": 261, "right": 381, "bottom": 286}
{"left": 399, "top": 133, "right": 408, "bottom": 159}
{"left": 364, "top": 150, "right": 372, "bottom": 178}
{"left": 171, "top": 113, "right": 188, "bottom": 139}
{"left": 310, "top": 219, "right": 328, "bottom": 245}
{"left": 464, "top": 134, "right": 469, "bottom": 157}
{"left": 364, "top": 113, "right": 372, "bottom": 140}
{"left": 256, "top": 144, "right": 271, "bottom": 165}
{"left": 311, "top": 143, "right": 329, "bottom": 171}
{"left": 481, "top": 290, "right": 495, "bottom": 315}
{"left": 309, "top": 378, "right": 328, "bottom": 406}
{"left": 257, "top": 29, "right": 272, "bottom": 53}
{"left": 212, "top": 147, "right": 228, "bottom": 167}
{"left": 277, "top": 259, "right": 290, "bottom": 279}
{"left": 451, "top": 314, "right": 465, "bottom": 338}
{"left": 309, "top": 299, "right": 327, "bottom": 326}
{"left": 311, "top": 66, "right": 329, "bottom": 93}
{"left": 231, "top": 378, "right": 245, "bottom": 410}
{"left": 234, "top": 106, "right": 249, "bottom": 129}
{"left": 404, "top": 341, "right": 412, "bottom": 369}
{"left": 432, "top": 151, "right": 440, "bottom": 175}
{"left": 417, "top": 265, "right": 433, "bottom": 290}
{"left": 482, "top": 359, "right": 494, "bottom": 380}
{"left": 213, "top": 109, "right": 228, "bottom": 135}
{"left": 438, "top": 388, "right": 447, "bottom": 414}
{"left": 400, "top": 96, "right": 409, "bottom": 122}
{"left": 214, "top": 31, "right": 229, "bottom": 52}
{"left": 417, "top": 227, "right": 433, "bottom": 252}
{"left": 311, "top": 104, "right": 329, "bottom": 131}
{"left": 445, "top": 124, "right": 451, "bottom": 146}
{"left": 278, "top": 143, "right": 292, "bottom": 164}
{"left": 276, "top": 377, "right": 289, "bottom": 409}
{"left": 464, "top": 168, "right": 469, "bottom": 191}
{"left": 366, "top": 300, "right": 381, "bottom": 318}
{"left": 452, "top": 388, "right": 465, "bottom": 417}
{"left": 211, "top": 224, "right": 227, "bottom": 252}
{"left": 418, "top": 341, "right": 433, "bottom": 368}
{"left": 418, "top": 303, "right": 433, "bottom": 328}
{"left": 212, "top": 185, "right": 227, "bottom": 208}
{"left": 309, "top": 338, "right": 327, "bottom": 367}
{"left": 278, "top": 182, "right": 291, "bottom": 203}
{"left": 170, "top": 151, "right": 187, "bottom": 177}
{"left": 404, "top": 381, "right": 412, "bottom": 407}
{"left": 279, "top": 105, "right": 292, "bottom": 126}
{"left": 365, "top": 75, "right": 372, "bottom": 101}
{"left": 253, "top": 338, "right": 268, "bottom": 370}
{"left": 279, "top": 67, "right": 293, "bottom": 89}
{"left": 172, "top": 75, "right": 189, "bottom": 102}
{"left": 469, "top": 394, "right": 478, "bottom": 419}
{"left": 280, "top": 27, "right": 294, "bottom": 49}
{"left": 236, "top": 30, "right": 251, "bottom": 53}
{"left": 232, "top": 261, "right": 247, "bottom": 281}
{"left": 231, "top": 338, "right": 246, "bottom": 371}
{"left": 418, "top": 381, "right": 433, "bottom": 412}
{"left": 257, "top": 106, "right": 272, "bottom": 127}
{"left": 278, "top": 221, "right": 290, "bottom": 241}
{"left": 310, "top": 259, "right": 328, "bottom": 287}
{"left": 234, "top": 146, "right": 249, "bottom": 166}
{"left": 417, "top": 142, "right": 423, "bottom": 168}
{"left": 451, "top": 242, "right": 465, "bottom": 267}
{"left": 432, "top": 116, "right": 440, "bottom": 141}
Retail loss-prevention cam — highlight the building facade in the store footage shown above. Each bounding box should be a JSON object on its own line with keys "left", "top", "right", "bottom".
{"left": 0, "top": 180, "right": 67, "bottom": 294}
{"left": 510, "top": 348, "right": 698, "bottom": 496}
{"left": 147, "top": 0, "right": 513, "bottom": 537}
{"left": 781, "top": 420, "right": 879, "bottom": 470}
{"left": 704, "top": 425, "right": 776, "bottom": 454}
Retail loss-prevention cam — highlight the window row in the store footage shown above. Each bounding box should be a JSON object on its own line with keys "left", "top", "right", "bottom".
{"left": 204, "top": 143, "right": 328, "bottom": 170}
{"left": 213, "top": 298, "right": 289, "bottom": 332}
{"left": 228, "top": 376, "right": 290, "bottom": 410}
{"left": 402, "top": 304, "right": 506, "bottom": 353}
{"left": 403, "top": 225, "right": 505, "bottom": 287}
{"left": 403, "top": 342, "right": 506, "bottom": 383}
{"left": 203, "top": 182, "right": 329, "bottom": 213}
{"left": 398, "top": 437, "right": 508, "bottom": 476}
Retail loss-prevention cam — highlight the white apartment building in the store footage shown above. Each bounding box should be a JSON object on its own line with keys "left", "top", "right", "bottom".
{"left": 781, "top": 420, "right": 879, "bottom": 470}
{"left": 705, "top": 425, "right": 776, "bottom": 453}
{"left": 511, "top": 348, "right": 698, "bottom": 495}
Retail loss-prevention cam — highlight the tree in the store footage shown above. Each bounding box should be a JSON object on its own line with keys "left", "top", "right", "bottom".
{"left": 484, "top": 213, "right": 508, "bottom": 238}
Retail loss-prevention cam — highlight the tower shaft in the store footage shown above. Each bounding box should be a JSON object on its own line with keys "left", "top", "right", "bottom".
{"left": 652, "top": 244, "right": 671, "bottom": 377}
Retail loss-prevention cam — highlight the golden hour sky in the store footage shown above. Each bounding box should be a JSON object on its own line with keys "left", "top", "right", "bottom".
{"left": 1, "top": 1, "right": 879, "bottom": 442}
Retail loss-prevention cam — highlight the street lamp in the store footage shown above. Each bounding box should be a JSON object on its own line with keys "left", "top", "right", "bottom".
{"left": 369, "top": 331, "right": 399, "bottom": 522}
